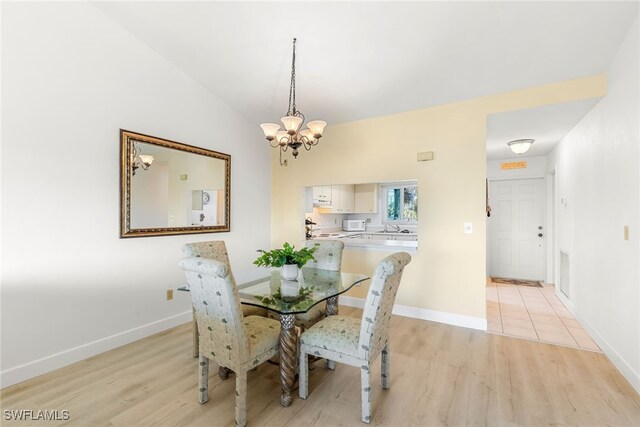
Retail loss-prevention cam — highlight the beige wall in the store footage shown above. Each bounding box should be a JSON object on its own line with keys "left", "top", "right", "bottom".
{"left": 272, "top": 75, "right": 606, "bottom": 320}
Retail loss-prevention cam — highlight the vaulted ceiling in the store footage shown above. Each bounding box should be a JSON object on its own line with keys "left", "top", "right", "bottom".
{"left": 95, "top": 1, "right": 638, "bottom": 129}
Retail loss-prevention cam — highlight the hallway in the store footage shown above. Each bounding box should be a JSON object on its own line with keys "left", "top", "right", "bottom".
{"left": 487, "top": 279, "right": 600, "bottom": 351}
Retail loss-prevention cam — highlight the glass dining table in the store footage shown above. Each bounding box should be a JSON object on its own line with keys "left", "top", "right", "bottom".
{"left": 180, "top": 267, "right": 369, "bottom": 407}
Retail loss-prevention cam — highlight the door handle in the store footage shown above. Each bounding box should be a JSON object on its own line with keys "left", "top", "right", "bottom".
{"left": 538, "top": 233, "right": 543, "bottom": 237}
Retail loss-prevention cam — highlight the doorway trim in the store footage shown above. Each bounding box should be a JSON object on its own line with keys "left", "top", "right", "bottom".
{"left": 546, "top": 167, "right": 557, "bottom": 284}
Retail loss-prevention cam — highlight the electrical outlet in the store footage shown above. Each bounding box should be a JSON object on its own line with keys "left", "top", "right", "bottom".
{"left": 464, "top": 223, "right": 473, "bottom": 234}
{"left": 166, "top": 289, "right": 174, "bottom": 301}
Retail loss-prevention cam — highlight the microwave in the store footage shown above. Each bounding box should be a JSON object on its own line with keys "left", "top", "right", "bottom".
{"left": 343, "top": 219, "right": 366, "bottom": 232}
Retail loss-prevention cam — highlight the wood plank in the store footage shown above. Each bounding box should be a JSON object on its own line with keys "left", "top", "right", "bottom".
{"left": 1, "top": 308, "right": 638, "bottom": 426}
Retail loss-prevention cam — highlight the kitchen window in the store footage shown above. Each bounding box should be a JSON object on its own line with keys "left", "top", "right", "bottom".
{"left": 382, "top": 183, "right": 418, "bottom": 224}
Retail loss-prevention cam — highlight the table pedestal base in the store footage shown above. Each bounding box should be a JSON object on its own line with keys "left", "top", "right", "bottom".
{"left": 279, "top": 314, "right": 297, "bottom": 407}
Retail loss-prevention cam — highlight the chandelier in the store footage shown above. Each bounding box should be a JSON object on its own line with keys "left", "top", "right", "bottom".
{"left": 131, "top": 142, "right": 154, "bottom": 176}
{"left": 260, "top": 38, "right": 327, "bottom": 166}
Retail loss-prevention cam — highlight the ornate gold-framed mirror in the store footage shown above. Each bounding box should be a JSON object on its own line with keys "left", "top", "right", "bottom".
{"left": 120, "top": 129, "right": 230, "bottom": 238}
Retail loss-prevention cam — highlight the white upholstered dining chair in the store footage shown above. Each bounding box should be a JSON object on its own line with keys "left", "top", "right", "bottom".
{"left": 179, "top": 256, "right": 280, "bottom": 427}
{"left": 183, "top": 241, "right": 267, "bottom": 318}
{"left": 183, "top": 241, "right": 268, "bottom": 358}
{"left": 294, "top": 240, "right": 345, "bottom": 329}
{"left": 298, "top": 252, "right": 412, "bottom": 423}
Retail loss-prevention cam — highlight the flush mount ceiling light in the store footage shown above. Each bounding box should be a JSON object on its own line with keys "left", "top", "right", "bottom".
{"left": 260, "top": 38, "right": 327, "bottom": 167}
{"left": 507, "top": 138, "right": 534, "bottom": 155}
{"left": 131, "top": 142, "right": 154, "bottom": 175}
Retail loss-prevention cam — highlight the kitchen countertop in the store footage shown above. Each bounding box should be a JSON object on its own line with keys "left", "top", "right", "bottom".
{"left": 310, "top": 230, "right": 418, "bottom": 252}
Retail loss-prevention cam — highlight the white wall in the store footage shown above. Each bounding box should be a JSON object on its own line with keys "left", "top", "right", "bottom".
{"left": 0, "top": 3, "right": 271, "bottom": 387}
{"left": 547, "top": 17, "right": 639, "bottom": 393}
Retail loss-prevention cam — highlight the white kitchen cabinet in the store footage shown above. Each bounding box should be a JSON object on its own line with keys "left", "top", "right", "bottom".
{"left": 341, "top": 185, "right": 355, "bottom": 213}
{"left": 313, "top": 185, "right": 333, "bottom": 203}
{"left": 328, "top": 184, "right": 355, "bottom": 213}
{"left": 394, "top": 234, "right": 418, "bottom": 241}
{"left": 354, "top": 183, "right": 378, "bottom": 213}
{"left": 371, "top": 234, "right": 390, "bottom": 240}
{"left": 363, "top": 233, "right": 418, "bottom": 241}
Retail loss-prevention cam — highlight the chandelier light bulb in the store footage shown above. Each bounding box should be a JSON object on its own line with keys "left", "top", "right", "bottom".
{"left": 307, "top": 120, "right": 327, "bottom": 138}
{"left": 281, "top": 116, "right": 303, "bottom": 135}
{"left": 260, "top": 123, "right": 281, "bottom": 140}
{"left": 299, "top": 129, "right": 314, "bottom": 141}
{"left": 138, "top": 155, "right": 154, "bottom": 168}
{"left": 275, "top": 130, "right": 289, "bottom": 145}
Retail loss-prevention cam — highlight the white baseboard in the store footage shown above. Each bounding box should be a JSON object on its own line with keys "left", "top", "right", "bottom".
{"left": 0, "top": 310, "right": 192, "bottom": 389}
{"left": 339, "top": 295, "right": 366, "bottom": 309}
{"left": 556, "top": 290, "right": 640, "bottom": 394}
{"left": 339, "top": 296, "right": 487, "bottom": 331}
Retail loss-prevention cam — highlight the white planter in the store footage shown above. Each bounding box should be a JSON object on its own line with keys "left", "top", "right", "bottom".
{"left": 280, "top": 264, "right": 299, "bottom": 281}
{"left": 280, "top": 279, "right": 300, "bottom": 299}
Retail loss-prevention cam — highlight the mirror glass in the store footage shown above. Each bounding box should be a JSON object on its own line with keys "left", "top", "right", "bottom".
{"left": 120, "top": 130, "right": 230, "bottom": 238}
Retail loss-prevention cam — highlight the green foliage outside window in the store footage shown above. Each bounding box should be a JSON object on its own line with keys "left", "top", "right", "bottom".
{"left": 385, "top": 185, "right": 418, "bottom": 222}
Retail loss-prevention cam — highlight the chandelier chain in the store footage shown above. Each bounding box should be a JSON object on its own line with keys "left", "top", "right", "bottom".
{"left": 287, "top": 38, "right": 297, "bottom": 116}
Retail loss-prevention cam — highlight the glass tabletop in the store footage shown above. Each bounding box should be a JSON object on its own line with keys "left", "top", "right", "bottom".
{"left": 238, "top": 268, "right": 369, "bottom": 315}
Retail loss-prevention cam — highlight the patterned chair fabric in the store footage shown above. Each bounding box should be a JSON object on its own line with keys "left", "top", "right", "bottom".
{"left": 183, "top": 241, "right": 268, "bottom": 319}
{"left": 304, "top": 239, "right": 344, "bottom": 271}
{"left": 179, "top": 257, "right": 280, "bottom": 427}
{"left": 294, "top": 240, "right": 345, "bottom": 328}
{"left": 298, "top": 252, "right": 412, "bottom": 424}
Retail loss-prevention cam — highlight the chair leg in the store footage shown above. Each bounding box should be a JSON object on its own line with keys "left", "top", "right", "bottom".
{"left": 361, "top": 364, "right": 372, "bottom": 423}
{"left": 235, "top": 370, "right": 247, "bottom": 427}
{"left": 381, "top": 343, "right": 390, "bottom": 389}
{"left": 295, "top": 325, "right": 313, "bottom": 371}
{"left": 198, "top": 356, "right": 209, "bottom": 404}
{"left": 327, "top": 359, "right": 336, "bottom": 370}
{"left": 192, "top": 309, "right": 199, "bottom": 358}
{"left": 299, "top": 351, "right": 309, "bottom": 399}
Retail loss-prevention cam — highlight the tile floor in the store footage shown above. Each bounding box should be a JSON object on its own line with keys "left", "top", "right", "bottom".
{"left": 486, "top": 279, "right": 601, "bottom": 352}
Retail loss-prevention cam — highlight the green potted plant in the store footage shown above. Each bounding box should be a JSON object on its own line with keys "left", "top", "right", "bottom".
{"left": 254, "top": 242, "right": 318, "bottom": 280}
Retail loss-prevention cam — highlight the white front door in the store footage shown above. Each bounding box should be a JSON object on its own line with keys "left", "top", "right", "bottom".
{"left": 489, "top": 178, "right": 546, "bottom": 280}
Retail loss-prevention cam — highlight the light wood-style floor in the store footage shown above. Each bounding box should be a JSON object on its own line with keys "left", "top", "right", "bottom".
{"left": 2, "top": 307, "right": 639, "bottom": 426}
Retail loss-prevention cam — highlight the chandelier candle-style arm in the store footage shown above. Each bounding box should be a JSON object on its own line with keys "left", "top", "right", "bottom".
{"left": 259, "top": 38, "right": 327, "bottom": 166}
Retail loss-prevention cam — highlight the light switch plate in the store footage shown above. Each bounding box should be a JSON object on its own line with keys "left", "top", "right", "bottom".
{"left": 624, "top": 225, "right": 630, "bottom": 241}
{"left": 464, "top": 223, "right": 473, "bottom": 234}
{"left": 417, "top": 151, "right": 434, "bottom": 162}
